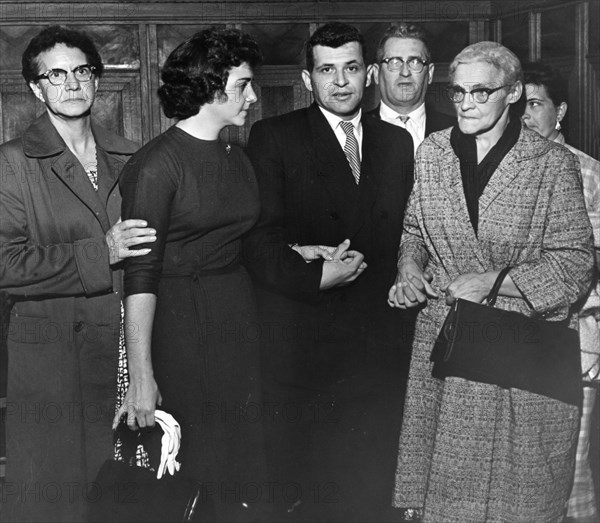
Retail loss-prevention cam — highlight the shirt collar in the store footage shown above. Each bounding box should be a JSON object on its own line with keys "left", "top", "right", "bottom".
{"left": 380, "top": 100, "right": 425, "bottom": 123}
{"left": 318, "top": 106, "right": 362, "bottom": 132}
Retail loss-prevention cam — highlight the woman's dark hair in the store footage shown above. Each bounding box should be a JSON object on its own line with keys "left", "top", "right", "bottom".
{"left": 22, "top": 25, "right": 104, "bottom": 84}
{"left": 522, "top": 61, "right": 569, "bottom": 106}
{"left": 158, "top": 28, "right": 261, "bottom": 120}
{"left": 305, "top": 22, "right": 365, "bottom": 72}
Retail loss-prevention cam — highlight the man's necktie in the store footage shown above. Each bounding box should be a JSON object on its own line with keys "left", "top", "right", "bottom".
{"left": 397, "top": 114, "right": 410, "bottom": 125}
{"left": 340, "top": 121, "right": 361, "bottom": 184}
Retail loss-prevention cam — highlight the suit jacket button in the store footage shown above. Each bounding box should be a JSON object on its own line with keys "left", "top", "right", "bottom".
{"left": 74, "top": 321, "right": 84, "bottom": 332}
{"left": 380, "top": 210, "right": 389, "bottom": 219}
{"left": 330, "top": 212, "right": 339, "bottom": 220}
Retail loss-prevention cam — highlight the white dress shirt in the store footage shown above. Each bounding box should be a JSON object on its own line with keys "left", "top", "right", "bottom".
{"left": 379, "top": 101, "right": 425, "bottom": 154}
{"left": 318, "top": 106, "right": 363, "bottom": 160}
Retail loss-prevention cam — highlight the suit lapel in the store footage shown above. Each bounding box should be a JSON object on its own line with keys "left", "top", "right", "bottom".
{"left": 347, "top": 117, "right": 380, "bottom": 238}
{"left": 307, "top": 105, "right": 360, "bottom": 225}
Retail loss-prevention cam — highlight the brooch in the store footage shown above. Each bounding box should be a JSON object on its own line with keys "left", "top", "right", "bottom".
{"left": 225, "top": 144, "right": 231, "bottom": 155}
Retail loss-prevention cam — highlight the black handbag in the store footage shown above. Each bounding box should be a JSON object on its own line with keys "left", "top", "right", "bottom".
{"left": 89, "top": 421, "right": 213, "bottom": 523}
{"left": 430, "top": 267, "right": 582, "bottom": 407}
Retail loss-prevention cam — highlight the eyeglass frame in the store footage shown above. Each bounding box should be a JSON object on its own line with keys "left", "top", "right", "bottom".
{"left": 446, "top": 83, "right": 512, "bottom": 104}
{"left": 380, "top": 56, "right": 429, "bottom": 74}
{"left": 33, "top": 64, "right": 96, "bottom": 86}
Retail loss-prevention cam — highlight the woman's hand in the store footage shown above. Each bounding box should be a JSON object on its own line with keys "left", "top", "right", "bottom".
{"left": 388, "top": 258, "right": 437, "bottom": 308}
{"left": 113, "top": 377, "right": 162, "bottom": 430}
{"left": 106, "top": 218, "right": 156, "bottom": 265}
{"left": 441, "top": 272, "right": 496, "bottom": 305}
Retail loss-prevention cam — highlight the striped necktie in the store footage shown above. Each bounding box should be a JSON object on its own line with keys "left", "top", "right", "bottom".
{"left": 340, "top": 121, "right": 361, "bottom": 184}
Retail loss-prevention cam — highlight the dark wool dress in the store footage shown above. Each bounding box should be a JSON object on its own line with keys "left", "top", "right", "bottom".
{"left": 120, "top": 126, "right": 266, "bottom": 521}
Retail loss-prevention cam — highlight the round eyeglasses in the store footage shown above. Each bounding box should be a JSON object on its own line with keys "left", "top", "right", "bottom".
{"left": 34, "top": 64, "right": 96, "bottom": 86}
{"left": 380, "top": 57, "right": 428, "bottom": 74}
{"left": 446, "top": 84, "right": 511, "bottom": 104}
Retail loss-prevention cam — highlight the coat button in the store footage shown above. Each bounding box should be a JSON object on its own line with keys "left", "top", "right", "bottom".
{"left": 74, "top": 321, "right": 84, "bottom": 332}
{"left": 329, "top": 212, "right": 339, "bottom": 220}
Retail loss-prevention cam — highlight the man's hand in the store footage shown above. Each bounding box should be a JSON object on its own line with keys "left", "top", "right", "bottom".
{"left": 290, "top": 243, "right": 336, "bottom": 262}
{"left": 106, "top": 218, "right": 156, "bottom": 265}
{"left": 320, "top": 239, "right": 367, "bottom": 290}
{"left": 388, "top": 258, "right": 437, "bottom": 308}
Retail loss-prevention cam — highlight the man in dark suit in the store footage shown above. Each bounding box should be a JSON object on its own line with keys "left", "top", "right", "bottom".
{"left": 244, "top": 22, "right": 414, "bottom": 523}
{"left": 366, "top": 23, "right": 456, "bottom": 153}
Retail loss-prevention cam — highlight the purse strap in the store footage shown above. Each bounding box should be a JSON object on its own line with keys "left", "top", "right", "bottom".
{"left": 486, "top": 266, "right": 512, "bottom": 307}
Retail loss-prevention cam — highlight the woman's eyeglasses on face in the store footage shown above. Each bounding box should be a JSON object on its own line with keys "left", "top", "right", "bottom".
{"left": 34, "top": 64, "right": 96, "bottom": 86}
{"left": 446, "top": 84, "right": 511, "bottom": 104}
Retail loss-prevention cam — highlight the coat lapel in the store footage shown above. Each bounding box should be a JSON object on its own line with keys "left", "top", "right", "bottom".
{"left": 436, "top": 136, "right": 489, "bottom": 269}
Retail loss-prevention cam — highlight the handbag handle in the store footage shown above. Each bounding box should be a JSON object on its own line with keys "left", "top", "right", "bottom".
{"left": 485, "top": 266, "right": 512, "bottom": 307}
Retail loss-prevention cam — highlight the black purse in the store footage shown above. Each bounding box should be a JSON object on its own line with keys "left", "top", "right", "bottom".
{"left": 89, "top": 420, "right": 213, "bottom": 523}
{"left": 430, "top": 267, "right": 582, "bottom": 407}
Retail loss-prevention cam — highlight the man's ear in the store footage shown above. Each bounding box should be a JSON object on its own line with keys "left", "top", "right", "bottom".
{"left": 427, "top": 63, "right": 435, "bottom": 85}
{"left": 365, "top": 64, "right": 374, "bottom": 88}
{"left": 370, "top": 63, "right": 380, "bottom": 86}
{"left": 301, "top": 69, "right": 313, "bottom": 92}
{"left": 29, "top": 81, "right": 45, "bottom": 102}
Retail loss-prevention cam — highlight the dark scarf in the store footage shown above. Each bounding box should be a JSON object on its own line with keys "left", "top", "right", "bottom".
{"left": 450, "top": 117, "right": 521, "bottom": 235}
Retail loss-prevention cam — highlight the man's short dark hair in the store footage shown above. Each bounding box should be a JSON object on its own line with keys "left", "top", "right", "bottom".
{"left": 305, "top": 22, "right": 365, "bottom": 71}
{"left": 375, "top": 23, "right": 431, "bottom": 63}
{"left": 22, "top": 25, "right": 104, "bottom": 84}
{"left": 158, "top": 27, "right": 261, "bottom": 120}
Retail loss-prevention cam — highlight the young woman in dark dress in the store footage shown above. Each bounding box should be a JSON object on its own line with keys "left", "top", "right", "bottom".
{"left": 115, "top": 28, "right": 265, "bottom": 522}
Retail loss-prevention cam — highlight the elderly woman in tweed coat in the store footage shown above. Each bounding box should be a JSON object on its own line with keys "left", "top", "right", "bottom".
{"left": 388, "top": 42, "right": 594, "bottom": 522}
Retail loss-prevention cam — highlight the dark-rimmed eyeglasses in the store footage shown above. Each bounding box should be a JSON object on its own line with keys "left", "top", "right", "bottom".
{"left": 380, "top": 57, "right": 429, "bottom": 73}
{"left": 34, "top": 64, "right": 96, "bottom": 86}
{"left": 446, "top": 84, "right": 511, "bottom": 104}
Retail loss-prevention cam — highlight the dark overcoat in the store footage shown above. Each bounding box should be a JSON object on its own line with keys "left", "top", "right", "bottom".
{"left": 0, "top": 113, "right": 137, "bottom": 522}
{"left": 244, "top": 103, "right": 414, "bottom": 521}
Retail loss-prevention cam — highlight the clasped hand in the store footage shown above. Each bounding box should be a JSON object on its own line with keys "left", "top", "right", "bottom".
{"left": 388, "top": 259, "right": 437, "bottom": 309}
{"left": 291, "top": 239, "right": 367, "bottom": 290}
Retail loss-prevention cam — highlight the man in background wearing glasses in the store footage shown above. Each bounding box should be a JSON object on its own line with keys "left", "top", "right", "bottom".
{"left": 367, "top": 23, "right": 456, "bottom": 154}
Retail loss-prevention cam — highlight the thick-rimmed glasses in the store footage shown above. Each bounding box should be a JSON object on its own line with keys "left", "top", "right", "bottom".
{"left": 446, "top": 84, "right": 511, "bottom": 104}
{"left": 380, "top": 57, "right": 429, "bottom": 73}
{"left": 34, "top": 64, "right": 96, "bottom": 86}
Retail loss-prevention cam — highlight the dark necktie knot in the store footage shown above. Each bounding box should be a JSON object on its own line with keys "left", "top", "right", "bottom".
{"left": 398, "top": 115, "right": 410, "bottom": 124}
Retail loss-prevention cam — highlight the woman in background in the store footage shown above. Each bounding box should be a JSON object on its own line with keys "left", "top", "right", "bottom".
{"left": 523, "top": 61, "right": 600, "bottom": 522}
{"left": 0, "top": 26, "right": 153, "bottom": 522}
{"left": 116, "top": 28, "right": 266, "bottom": 523}
{"left": 388, "top": 42, "right": 594, "bottom": 522}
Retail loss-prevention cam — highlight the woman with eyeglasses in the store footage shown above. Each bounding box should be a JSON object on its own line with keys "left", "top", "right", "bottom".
{"left": 0, "top": 26, "right": 154, "bottom": 522}
{"left": 522, "top": 61, "right": 600, "bottom": 522}
{"left": 387, "top": 42, "right": 594, "bottom": 522}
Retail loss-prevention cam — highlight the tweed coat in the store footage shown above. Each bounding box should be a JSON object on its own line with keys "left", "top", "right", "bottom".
{"left": 0, "top": 113, "right": 137, "bottom": 522}
{"left": 392, "top": 125, "right": 594, "bottom": 522}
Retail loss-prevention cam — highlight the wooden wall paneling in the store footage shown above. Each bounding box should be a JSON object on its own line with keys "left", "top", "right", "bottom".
{"left": 0, "top": 74, "right": 44, "bottom": 143}
{"left": 528, "top": 12, "right": 542, "bottom": 62}
{"left": 469, "top": 19, "right": 487, "bottom": 44}
{"left": 93, "top": 72, "right": 142, "bottom": 142}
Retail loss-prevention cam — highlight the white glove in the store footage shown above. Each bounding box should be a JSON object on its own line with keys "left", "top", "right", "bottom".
{"left": 154, "top": 410, "right": 182, "bottom": 479}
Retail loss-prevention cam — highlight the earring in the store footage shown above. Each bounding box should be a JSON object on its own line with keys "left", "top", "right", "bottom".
{"left": 555, "top": 120, "right": 562, "bottom": 131}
